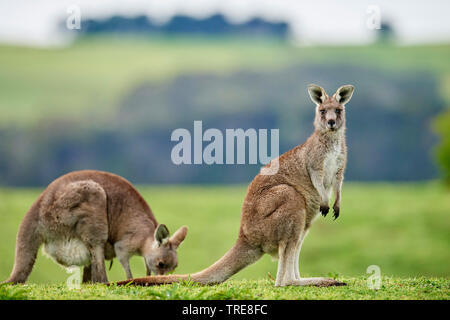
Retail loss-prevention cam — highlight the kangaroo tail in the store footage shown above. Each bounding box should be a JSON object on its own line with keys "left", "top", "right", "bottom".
{"left": 3, "top": 200, "right": 42, "bottom": 284}
{"left": 112, "top": 237, "right": 263, "bottom": 286}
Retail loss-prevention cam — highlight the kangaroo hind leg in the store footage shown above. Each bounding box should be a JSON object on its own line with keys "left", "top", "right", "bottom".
{"left": 67, "top": 180, "right": 109, "bottom": 283}
{"left": 82, "top": 265, "right": 92, "bottom": 283}
{"left": 275, "top": 239, "right": 298, "bottom": 287}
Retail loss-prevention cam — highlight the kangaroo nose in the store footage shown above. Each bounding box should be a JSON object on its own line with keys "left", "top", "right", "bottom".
{"left": 328, "top": 120, "right": 336, "bottom": 127}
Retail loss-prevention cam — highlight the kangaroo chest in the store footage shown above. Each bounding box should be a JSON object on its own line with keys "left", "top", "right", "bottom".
{"left": 323, "top": 141, "right": 343, "bottom": 190}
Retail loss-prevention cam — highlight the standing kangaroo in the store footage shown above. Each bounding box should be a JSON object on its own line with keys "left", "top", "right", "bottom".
{"left": 3, "top": 170, "right": 188, "bottom": 284}
{"left": 114, "top": 84, "right": 354, "bottom": 287}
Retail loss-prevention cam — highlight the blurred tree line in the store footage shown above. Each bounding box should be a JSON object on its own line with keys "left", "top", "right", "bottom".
{"left": 0, "top": 64, "right": 445, "bottom": 186}
{"left": 76, "top": 14, "right": 289, "bottom": 39}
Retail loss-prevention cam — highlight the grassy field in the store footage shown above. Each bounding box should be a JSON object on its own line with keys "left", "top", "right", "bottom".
{"left": 0, "top": 182, "right": 449, "bottom": 299}
{"left": 1, "top": 277, "right": 448, "bottom": 300}
{"left": 1, "top": 37, "right": 449, "bottom": 127}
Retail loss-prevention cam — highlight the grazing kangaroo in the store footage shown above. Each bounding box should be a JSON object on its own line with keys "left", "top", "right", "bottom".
{"left": 3, "top": 170, "right": 188, "bottom": 284}
{"left": 114, "top": 84, "right": 354, "bottom": 287}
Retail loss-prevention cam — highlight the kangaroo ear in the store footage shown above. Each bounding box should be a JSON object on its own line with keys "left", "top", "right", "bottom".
{"left": 154, "top": 224, "right": 170, "bottom": 246}
{"left": 334, "top": 85, "right": 354, "bottom": 105}
{"left": 169, "top": 226, "right": 188, "bottom": 249}
{"left": 308, "top": 84, "right": 327, "bottom": 105}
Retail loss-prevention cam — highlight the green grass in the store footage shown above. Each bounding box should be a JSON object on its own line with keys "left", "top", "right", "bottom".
{"left": 1, "top": 36, "right": 450, "bottom": 127}
{"left": 0, "top": 182, "right": 449, "bottom": 299}
{"left": 0, "top": 277, "right": 448, "bottom": 300}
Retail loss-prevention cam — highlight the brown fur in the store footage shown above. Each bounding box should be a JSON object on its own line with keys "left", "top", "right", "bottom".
{"left": 3, "top": 170, "right": 188, "bottom": 284}
{"left": 113, "top": 84, "right": 354, "bottom": 287}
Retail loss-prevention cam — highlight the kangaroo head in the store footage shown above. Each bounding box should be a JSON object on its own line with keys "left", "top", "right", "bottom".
{"left": 143, "top": 224, "right": 188, "bottom": 275}
{"left": 308, "top": 84, "right": 354, "bottom": 133}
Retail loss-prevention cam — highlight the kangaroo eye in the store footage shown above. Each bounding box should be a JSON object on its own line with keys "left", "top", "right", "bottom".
{"left": 320, "top": 110, "right": 326, "bottom": 115}
{"left": 336, "top": 109, "right": 342, "bottom": 114}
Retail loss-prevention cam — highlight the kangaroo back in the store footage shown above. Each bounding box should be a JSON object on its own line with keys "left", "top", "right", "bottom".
{"left": 3, "top": 199, "right": 42, "bottom": 284}
{"left": 113, "top": 238, "right": 262, "bottom": 286}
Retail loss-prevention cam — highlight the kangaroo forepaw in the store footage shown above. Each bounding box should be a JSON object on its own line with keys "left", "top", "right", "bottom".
{"left": 320, "top": 205, "right": 330, "bottom": 217}
{"left": 333, "top": 205, "right": 340, "bottom": 220}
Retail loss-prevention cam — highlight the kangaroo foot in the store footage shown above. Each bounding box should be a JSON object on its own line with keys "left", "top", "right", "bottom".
{"left": 278, "top": 277, "right": 346, "bottom": 287}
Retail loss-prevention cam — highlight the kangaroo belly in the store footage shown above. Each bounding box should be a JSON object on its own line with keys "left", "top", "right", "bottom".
{"left": 323, "top": 156, "right": 337, "bottom": 191}
{"left": 323, "top": 144, "right": 342, "bottom": 191}
{"left": 43, "top": 238, "right": 91, "bottom": 267}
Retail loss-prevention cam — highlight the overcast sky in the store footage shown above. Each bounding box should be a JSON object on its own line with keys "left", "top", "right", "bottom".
{"left": 0, "top": 0, "right": 449, "bottom": 47}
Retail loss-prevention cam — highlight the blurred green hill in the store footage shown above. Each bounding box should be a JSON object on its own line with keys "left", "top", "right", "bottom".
{"left": 1, "top": 37, "right": 449, "bottom": 127}
{"left": 0, "top": 37, "right": 449, "bottom": 185}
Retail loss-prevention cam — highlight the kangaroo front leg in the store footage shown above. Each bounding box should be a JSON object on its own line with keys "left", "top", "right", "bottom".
{"left": 332, "top": 169, "right": 344, "bottom": 220}
{"left": 115, "top": 243, "right": 133, "bottom": 279}
{"left": 310, "top": 169, "right": 329, "bottom": 216}
{"left": 119, "top": 257, "right": 132, "bottom": 279}
{"left": 145, "top": 260, "right": 151, "bottom": 276}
